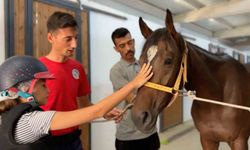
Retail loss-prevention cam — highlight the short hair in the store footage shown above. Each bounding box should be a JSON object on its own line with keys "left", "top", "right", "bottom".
{"left": 111, "top": 27, "right": 130, "bottom": 45}
{"left": 47, "top": 11, "right": 78, "bottom": 33}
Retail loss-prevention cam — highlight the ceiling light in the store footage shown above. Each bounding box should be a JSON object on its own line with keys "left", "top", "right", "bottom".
{"left": 209, "top": 18, "right": 215, "bottom": 22}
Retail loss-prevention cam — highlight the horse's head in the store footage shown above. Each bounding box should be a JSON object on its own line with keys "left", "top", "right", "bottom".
{"left": 132, "top": 10, "right": 187, "bottom": 133}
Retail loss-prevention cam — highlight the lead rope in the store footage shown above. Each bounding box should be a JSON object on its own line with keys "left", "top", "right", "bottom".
{"left": 186, "top": 91, "right": 250, "bottom": 112}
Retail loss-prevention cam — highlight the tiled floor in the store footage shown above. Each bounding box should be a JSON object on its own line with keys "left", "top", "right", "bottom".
{"left": 159, "top": 120, "right": 248, "bottom": 150}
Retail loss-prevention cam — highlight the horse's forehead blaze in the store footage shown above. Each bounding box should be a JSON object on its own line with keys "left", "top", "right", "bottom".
{"left": 147, "top": 45, "right": 158, "bottom": 63}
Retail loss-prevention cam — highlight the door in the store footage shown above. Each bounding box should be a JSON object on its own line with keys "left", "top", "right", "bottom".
{"left": 160, "top": 96, "right": 183, "bottom": 132}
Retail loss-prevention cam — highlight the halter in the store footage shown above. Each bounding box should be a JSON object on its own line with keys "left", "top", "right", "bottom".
{"left": 144, "top": 41, "right": 188, "bottom": 108}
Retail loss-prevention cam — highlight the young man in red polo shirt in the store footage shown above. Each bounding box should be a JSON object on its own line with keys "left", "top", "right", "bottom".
{"left": 40, "top": 11, "right": 120, "bottom": 150}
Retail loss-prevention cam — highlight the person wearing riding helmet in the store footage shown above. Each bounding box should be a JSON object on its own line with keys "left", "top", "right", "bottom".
{"left": 0, "top": 55, "right": 152, "bottom": 150}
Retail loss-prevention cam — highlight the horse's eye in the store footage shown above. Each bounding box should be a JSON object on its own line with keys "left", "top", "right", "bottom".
{"left": 164, "top": 58, "right": 173, "bottom": 65}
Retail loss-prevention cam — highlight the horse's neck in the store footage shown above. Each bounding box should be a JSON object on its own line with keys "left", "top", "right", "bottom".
{"left": 185, "top": 44, "right": 223, "bottom": 98}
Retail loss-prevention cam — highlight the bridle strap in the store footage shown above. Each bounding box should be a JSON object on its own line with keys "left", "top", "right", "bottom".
{"left": 144, "top": 41, "right": 188, "bottom": 108}
{"left": 144, "top": 82, "right": 173, "bottom": 93}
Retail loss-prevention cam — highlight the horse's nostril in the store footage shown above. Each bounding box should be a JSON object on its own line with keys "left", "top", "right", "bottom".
{"left": 141, "top": 111, "right": 151, "bottom": 125}
{"left": 142, "top": 111, "right": 148, "bottom": 124}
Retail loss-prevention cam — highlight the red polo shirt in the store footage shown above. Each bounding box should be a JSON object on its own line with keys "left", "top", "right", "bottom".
{"left": 39, "top": 57, "right": 91, "bottom": 136}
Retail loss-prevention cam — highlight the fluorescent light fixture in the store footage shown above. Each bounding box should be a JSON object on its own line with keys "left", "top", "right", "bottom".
{"left": 209, "top": 18, "right": 215, "bottom": 22}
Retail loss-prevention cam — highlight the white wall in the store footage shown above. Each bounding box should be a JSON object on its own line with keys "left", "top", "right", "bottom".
{"left": 0, "top": 0, "right": 5, "bottom": 62}
{"left": 89, "top": 9, "right": 161, "bottom": 150}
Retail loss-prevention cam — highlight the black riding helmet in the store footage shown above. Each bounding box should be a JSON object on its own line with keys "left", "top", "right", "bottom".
{"left": 0, "top": 55, "right": 54, "bottom": 91}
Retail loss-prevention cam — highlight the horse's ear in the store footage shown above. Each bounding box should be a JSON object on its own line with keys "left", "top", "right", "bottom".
{"left": 165, "top": 9, "right": 177, "bottom": 36}
{"left": 165, "top": 9, "right": 185, "bottom": 51}
{"left": 139, "top": 17, "right": 153, "bottom": 39}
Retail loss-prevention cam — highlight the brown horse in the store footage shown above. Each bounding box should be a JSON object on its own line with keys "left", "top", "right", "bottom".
{"left": 132, "top": 9, "right": 250, "bottom": 150}
{"left": 244, "top": 63, "right": 250, "bottom": 72}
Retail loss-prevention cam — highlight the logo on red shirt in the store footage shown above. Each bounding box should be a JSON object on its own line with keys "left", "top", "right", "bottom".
{"left": 72, "top": 69, "right": 80, "bottom": 79}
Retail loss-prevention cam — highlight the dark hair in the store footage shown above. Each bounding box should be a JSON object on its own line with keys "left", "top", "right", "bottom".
{"left": 47, "top": 11, "right": 78, "bottom": 33}
{"left": 0, "top": 99, "right": 18, "bottom": 114}
{"left": 111, "top": 27, "right": 130, "bottom": 45}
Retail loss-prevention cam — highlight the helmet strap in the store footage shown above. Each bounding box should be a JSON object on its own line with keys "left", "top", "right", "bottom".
{"left": 9, "top": 79, "right": 39, "bottom": 107}
{"left": 28, "top": 79, "right": 38, "bottom": 94}
{"left": 17, "top": 91, "right": 38, "bottom": 107}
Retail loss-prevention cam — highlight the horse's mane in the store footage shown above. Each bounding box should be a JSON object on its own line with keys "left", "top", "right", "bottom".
{"left": 186, "top": 40, "right": 248, "bottom": 75}
{"left": 143, "top": 28, "right": 167, "bottom": 48}
{"left": 140, "top": 28, "right": 170, "bottom": 63}
{"left": 187, "top": 41, "right": 231, "bottom": 61}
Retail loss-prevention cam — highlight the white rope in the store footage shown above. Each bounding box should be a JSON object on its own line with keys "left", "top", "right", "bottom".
{"left": 186, "top": 91, "right": 250, "bottom": 112}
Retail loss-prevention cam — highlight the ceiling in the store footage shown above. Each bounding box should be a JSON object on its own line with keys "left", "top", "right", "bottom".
{"left": 85, "top": 0, "right": 250, "bottom": 51}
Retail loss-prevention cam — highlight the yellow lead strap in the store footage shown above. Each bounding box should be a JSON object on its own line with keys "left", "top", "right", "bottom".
{"left": 144, "top": 82, "right": 173, "bottom": 93}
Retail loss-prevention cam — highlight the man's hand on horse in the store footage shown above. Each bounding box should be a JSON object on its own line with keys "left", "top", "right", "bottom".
{"left": 104, "top": 108, "right": 123, "bottom": 123}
